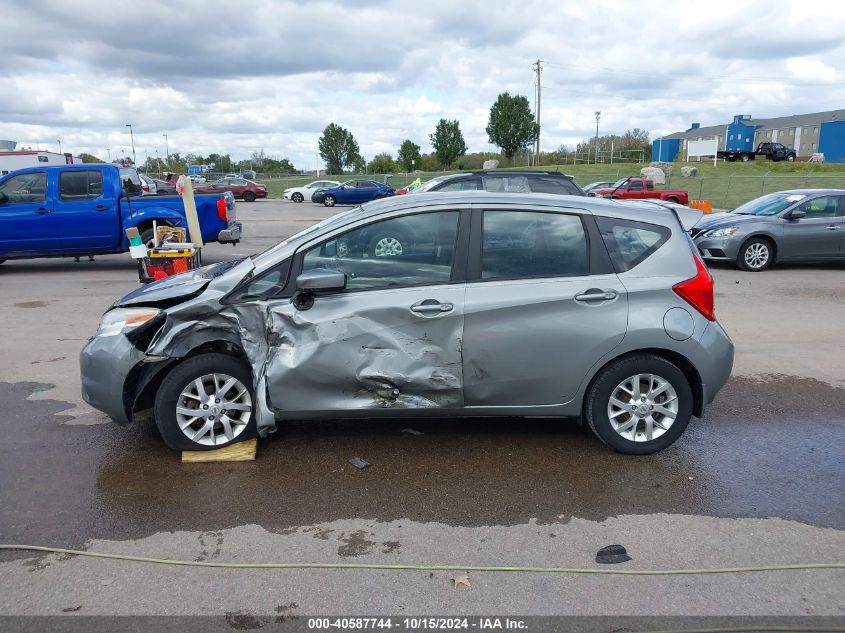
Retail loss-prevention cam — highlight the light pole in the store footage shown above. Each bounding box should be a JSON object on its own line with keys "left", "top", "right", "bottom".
{"left": 162, "top": 133, "right": 169, "bottom": 170}
{"left": 594, "top": 111, "right": 601, "bottom": 164}
{"left": 57, "top": 139, "right": 62, "bottom": 154}
{"left": 106, "top": 148, "right": 111, "bottom": 162}
{"left": 125, "top": 124, "right": 136, "bottom": 166}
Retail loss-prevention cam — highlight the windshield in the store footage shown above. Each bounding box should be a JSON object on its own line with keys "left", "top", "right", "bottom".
{"left": 250, "top": 207, "right": 362, "bottom": 265}
{"left": 610, "top": 178, "right": 629, "bottom": 188}
{"left": 416, "top": 175, "right": 454, "bottom": 192}
{"left": 732, "top": 193, "right": 803, "bottom": 216}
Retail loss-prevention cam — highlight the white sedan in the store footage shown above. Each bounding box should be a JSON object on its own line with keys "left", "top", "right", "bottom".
{"left": 283, "top": 180, "right": 340, "bottom": 203}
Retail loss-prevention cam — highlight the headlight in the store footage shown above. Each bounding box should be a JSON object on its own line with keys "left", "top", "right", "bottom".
{"left": 704, "top": 227, "right": 739, "bottom": 238}
{"left": 98, "top": 308, "right": 162, "bottom": 337}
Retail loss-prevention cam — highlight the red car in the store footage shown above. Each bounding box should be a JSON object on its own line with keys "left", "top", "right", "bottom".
{"left": 195, "top": 177, "right": 267, "bottom": 202}
{"left": 592, "top": 177, "right": 689, "bottom": 205}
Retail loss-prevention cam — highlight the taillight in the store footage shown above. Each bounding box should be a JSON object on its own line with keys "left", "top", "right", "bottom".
{"left": 673, "top": 253, "right": 715, "bottom": 321}
{"left": 216, "top": 198, "right": 228, "bottom": 221}
{"left": 142, "top": 183, "right": 150, "bottom": 193}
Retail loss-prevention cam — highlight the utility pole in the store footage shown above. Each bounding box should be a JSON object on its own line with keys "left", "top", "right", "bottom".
{"left": 162, "top": 133, "right": 169, "bottom": 170}
{"left": 125, "top": 124, "right": 136, "bottom": 166}
{"left": 532, "top": 59, "right": 543, "bottom": 165}
{"left": 594, "top": 111, "right": 601, "bottom": 164}
{"left": 106, "top": 148, "right": 111, "bottom": 162}
{"left": 57, "top": 139, "right": 62, "bottom": 154}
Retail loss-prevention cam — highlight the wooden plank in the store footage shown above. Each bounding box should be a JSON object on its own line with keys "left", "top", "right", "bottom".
{"left": 182, "top": 438, "right": 256, "bottom": 463}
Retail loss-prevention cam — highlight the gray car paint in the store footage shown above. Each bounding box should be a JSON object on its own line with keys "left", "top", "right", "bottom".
{"left": 80, "top": 192, "right": 734, "bottom": 438}
{"left": 693, "top": 189, "right": 845, "bottom": 265}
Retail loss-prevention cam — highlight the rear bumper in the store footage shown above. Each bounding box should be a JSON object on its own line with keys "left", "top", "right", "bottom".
{"left": 696, "top": 321, "right": 735, "bottom": 406}
{"left": 218, "top": 222, "right": 242, "bottom": 243}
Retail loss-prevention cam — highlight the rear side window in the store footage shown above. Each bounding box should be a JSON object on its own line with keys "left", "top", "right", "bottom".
{"left": 60, "top": 170, "right": 103, "bottom": 200}
{"left": 596, "top": 216, "right": 671, "bottom": 272}
{"left": 481, "top": 210, "right": 588, "bottom": 279}
{"left": 528, "top": 176, "right": 583, "bottom": 196}
{"left": 119, "top": 168, "right": 142, "bottom": 194}
{"left": 481, "top": 176, "right": 530, "bottom": 193}
{"left": 438, "top": 179, "right": 480, "bottom": 191}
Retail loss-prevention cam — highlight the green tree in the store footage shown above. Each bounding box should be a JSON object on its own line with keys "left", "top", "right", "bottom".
{"left": 485, "top": 92, "right": 538, "bottom": 160}
{"left": 78, "top": 152, "right": 104, "bottom": 163}
{"left": 397, "top": 139, "right": 421, "bottom": 172}
{"left": 429, "top": 119, "right": 467, "bottom": 169}
{"left": 368, "top": 152, "right": 396, "bottom": 174}
{"left": 319, "top": 123, "right": 361, "bottom": 174}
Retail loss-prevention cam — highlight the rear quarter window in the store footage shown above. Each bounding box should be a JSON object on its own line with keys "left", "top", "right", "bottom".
{"left": 596, "top": 216, "right": 671, "bottom": 272}
{"left": 528, "top": 176, "right": 583, "bottom": 196}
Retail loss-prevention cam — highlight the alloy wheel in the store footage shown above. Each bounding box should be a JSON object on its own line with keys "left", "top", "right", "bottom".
{"left": 607, "top": 374, "right": 679, "bottom": 442}
{"left": 175, "top": 373, "right": 253, "bottom": 446}
{"left": 744, "top": 242, "right": 769, "bottom": 269}
{"left": 373, "top": 237, "right": 403, "bottom": 257}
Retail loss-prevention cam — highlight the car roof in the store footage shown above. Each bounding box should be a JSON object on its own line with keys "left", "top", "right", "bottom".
{"left": 348, "top": 191, "right": 684, "bottom": 226}
{"left": 770, "top": 189, "right": 845, "bottom": 195}
{"left": 435, "top": 170, "right": 576, "bottom": 179}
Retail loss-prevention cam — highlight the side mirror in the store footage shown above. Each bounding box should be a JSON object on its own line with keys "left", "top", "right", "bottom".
{"left": 296, "top": 269, "right": 347, "bottom": 293}
{"left": 788, "top": 209, "right": 806, "bottom": 220}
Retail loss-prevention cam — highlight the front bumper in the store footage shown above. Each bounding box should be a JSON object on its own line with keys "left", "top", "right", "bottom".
{"left": 693, "top": 235, "right": 742, "bottom": 261}
{"left": 80, "top": 334, "right": 147, "bottom": 425}
{"left": 311, "top": 191, "right": 326, "bottom": 203}
{"left": 218, "top": 222, "right": 242, "bottom": 243}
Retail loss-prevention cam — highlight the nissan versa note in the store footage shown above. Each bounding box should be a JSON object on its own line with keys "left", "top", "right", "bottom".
{"left": 81, "top": 192, "right": 734, "bottom": 455}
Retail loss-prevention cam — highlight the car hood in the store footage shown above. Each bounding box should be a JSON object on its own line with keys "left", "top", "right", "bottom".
{"left": 694, "top": 212, "right": 767, "bottom": 231}
{"left": 115, "top": 258, "right": 248, "bottom": 307}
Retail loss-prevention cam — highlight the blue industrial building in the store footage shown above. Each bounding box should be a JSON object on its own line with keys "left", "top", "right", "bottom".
{"left": 653, "top": 109, "right": 845, "bottom": 162}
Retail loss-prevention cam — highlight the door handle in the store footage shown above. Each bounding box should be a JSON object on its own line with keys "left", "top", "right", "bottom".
{"left": 94, "top": 204, "right": 110, "bottom": 211}
{"left": 575, "top": 289, "right": 617, "bottom": 302}
{"left": 826, "top": 225, "right": 840, "bottom": 230}
{"left": 410, "top": 300, "right": 454, "bottom": 314}
{"left": 35, "top": 207, "right": 50, "bottom": 214}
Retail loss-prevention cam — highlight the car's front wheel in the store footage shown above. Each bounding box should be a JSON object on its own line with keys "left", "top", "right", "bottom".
{"left": 292, "top": 192, "right": 304, "bottom": 203}
{"left": 154, "top": 353, "right": 256, "bottom": 451}
{"left": 243, "top": 191, "right": 256, "bottom": 202}
{"left": 323, "top": 194, "right": 336, "bottom": 207}
{"left": 585, "top": 354, "right": 693, "bottom": 454}
{"left": 737, "top": 237, "right": 773, "bottom": 272}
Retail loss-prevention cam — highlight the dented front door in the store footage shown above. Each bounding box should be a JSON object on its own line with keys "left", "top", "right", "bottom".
{"left": 264, "top": 209, "right": 466, "bottom": 415}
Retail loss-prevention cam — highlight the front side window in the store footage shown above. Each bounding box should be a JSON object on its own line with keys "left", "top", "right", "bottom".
{"left": 596, "top": 216, "right": 671, "bottom": 273}
{"left": 629, "top": 180, "right": 644, "bottom": 191}
{"left": 481, "top": 211, "right": 588, "bottom": 280}
{"left": 527, "top": 177, "right": 582, "bottom": 195}
{"left": 302, "top": 211, "right": 460, "bottom": 290}
{"left": 0, "top": 172, "right": 47, "bottom": 203}
{"left": 796, "top": 196, "right": 839, "bottom": 218}
{"left": 60, "top": 170, "right": 103, "bottom": 200}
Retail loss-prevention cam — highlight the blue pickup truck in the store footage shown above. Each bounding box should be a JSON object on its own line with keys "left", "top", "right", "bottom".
{"left": 0, "top": 164, "right": 241, "bottom": 264}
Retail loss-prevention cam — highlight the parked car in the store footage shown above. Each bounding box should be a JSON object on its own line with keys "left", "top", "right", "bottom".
{"left": 188, "top": 174, "right": 206, "bottom": 184}
{"left": 0, "top": 164, "right": 240, "bottom": 263}
{"left": 80, "top": 191, "right": 733, "bottom": 455}
{"left": 139, "top": 174, "right": 157, "bottom": 195}
{"left": 717, "top": 142, "right": 797, "bottom": 163}
{"left": 153, "top": 178, "right": 177, "bottom": 195}
{"left": 691, "top": 189, "right": 844, "bottom": 271}
{"left": 195, "top": 177, "right": 267, "bottom": 202}
{"left": 413, "top": 171, "right": 584, "bottom": 196}
{"left": 583, "top": 181, "right": 616, "bottom": 196}
{"left": 283, "top": 180, "right": 340, "bottom": 203}
{"left": 311, "top": 179, "right": 394, "bottom": 206}
{"left": 242, "top": 170, "right": 257, "bottom": 180}
{"left": 592, "top": 178, "right": 689, "bottom": 204}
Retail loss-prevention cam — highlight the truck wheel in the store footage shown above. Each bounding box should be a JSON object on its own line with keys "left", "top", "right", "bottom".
{"left": 665, "top": 197, "right": 679, "bottom": 203}
{"left": 727, "top": 156, "right": 737, "bottom": 162}
{"left": 787, "top": 154, "right": 795, "bottom": 162}
{"left": 740, "top": 154, "right": 750, "bottom": 162}
{"left": 140, "top": 228, "right": 156, "bottom": 249}
{"left": 737, "top": 238, "right": 773, "bottom": 272}
{"left": 153, "top": 353, "right": 257, "bottom": 451}
{"left": 585, "top": 354, "right": 694, "bottom": 454}
{"left": 243, "top": 191, "right": 256, "bottom": 202}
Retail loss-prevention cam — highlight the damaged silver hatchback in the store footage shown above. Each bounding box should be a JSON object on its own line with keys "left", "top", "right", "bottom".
{"left": 81, "top": 192, "right": 733, "bottom": 454}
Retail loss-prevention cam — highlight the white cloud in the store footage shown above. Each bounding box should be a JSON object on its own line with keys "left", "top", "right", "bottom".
{"left": 2, "top": 0, "right": 844, "bottom": 166}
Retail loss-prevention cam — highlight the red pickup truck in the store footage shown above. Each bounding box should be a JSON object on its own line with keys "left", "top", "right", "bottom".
{"left": 591, "top": 177, "right": 689, "bottom": 204}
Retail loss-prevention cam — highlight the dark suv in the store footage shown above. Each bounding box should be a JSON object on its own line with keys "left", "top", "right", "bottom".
{"left": 415, "top": 171, "right": 584, "bottom": 196}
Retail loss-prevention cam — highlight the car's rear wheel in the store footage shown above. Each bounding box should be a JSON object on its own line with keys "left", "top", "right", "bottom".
{"left": 585, "top": 355, "right": 693, "bottom": 454}
{"left": 154, "top": 353, "right": 256, "bottom": 451}
{"left": 323, "top": 194, "right": 336, "bottom": 207}
{"left": 786, "top": 154, "right": 795, "bottom": 162}
{"left": 665, "top": 197, "right": 679, "bottom": 203}
{"left": 740, "top": 154, "right": 750, "bottom": 162}
{"left": 292, "top": 192, "right": 304, "bottom": 203}
{"left": 737, "top": 237, "right": 773, "bottom": 272}
{"left": 243, "top": 191, "right": 256, "bottom": 202}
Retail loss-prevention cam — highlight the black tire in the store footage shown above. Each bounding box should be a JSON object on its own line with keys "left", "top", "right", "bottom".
{"left": 727, "top": 156, "right": 737, "bottom": 162}
{"left": 140, "top": 228, "right": 156, "bottom": 249}
{"left": 737, "top": 237, "right": 773, "bottom": 272}
{"left": 153, "top": 353, "right": 257, "bottom": 451}
{"left": 585, "top": 354, "right": 694, "bottom": 455}
{"left": 786, "top": 154, "right": 795, "bottom": 162}
{"left": 323, "top": 194, "right": 336, "bottom": 207}
{"left": 367, "top": 227, "right": 411, "bottom": 257}
{"left": 740, "top": 154, "right": 750, "bottom": 162}
{"left": 665, "top": 197, "right": 679, "bottom": 204}
{"left": 243, "top": 191, "right": 256, "bottom": 202}
{"left": 292, "top": 192, "right": 304, "bottom": 203}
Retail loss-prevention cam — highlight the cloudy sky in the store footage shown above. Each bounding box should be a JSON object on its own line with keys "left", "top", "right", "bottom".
{"left": 2, "top": 0, "right": 844, "bottom": 169}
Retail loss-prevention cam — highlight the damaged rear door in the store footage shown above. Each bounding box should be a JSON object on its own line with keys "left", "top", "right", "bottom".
{"left": 264, "top": 208, "right": 469, "bottom": 415}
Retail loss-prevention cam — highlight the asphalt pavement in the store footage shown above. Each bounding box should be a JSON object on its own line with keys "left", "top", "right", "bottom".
{"left": 0, "top": 198, "right": 843, "bottom": 624}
